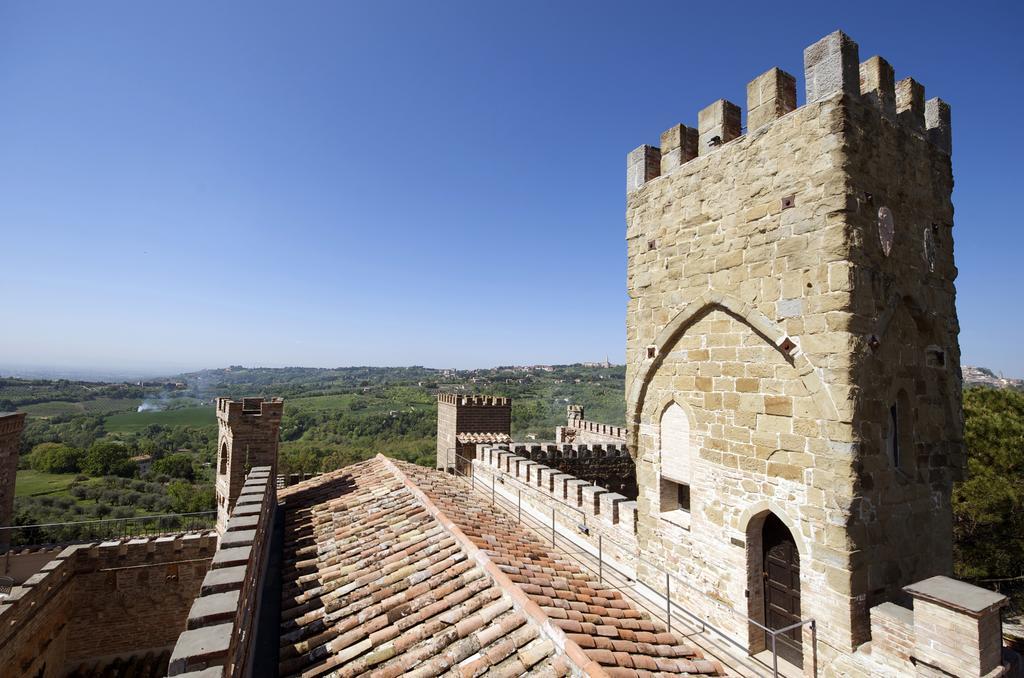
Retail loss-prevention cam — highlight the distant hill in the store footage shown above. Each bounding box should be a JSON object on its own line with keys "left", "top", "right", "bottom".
{"left": 963, "top": 366, "right": 1024, "bottom": 391}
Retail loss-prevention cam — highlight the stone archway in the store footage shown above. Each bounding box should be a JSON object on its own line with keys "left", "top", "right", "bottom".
{"left": 745, "top": 508, "right": 803, "bottom": 666}
{"left": 626, "top": 291, "right": 839, "bottom": 449}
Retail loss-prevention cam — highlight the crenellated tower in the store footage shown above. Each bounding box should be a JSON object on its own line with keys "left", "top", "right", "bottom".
{"left": 215, "top": 397, "right": 283, "bottom": 532}
{"left": 624, "top": 30, "right": 961, "bottom": 670}
{"left": 435, "top": 394, "right": 511, "bottom": 474}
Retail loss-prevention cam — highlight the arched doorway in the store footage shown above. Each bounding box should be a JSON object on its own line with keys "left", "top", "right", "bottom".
{"left": 762, "top": 513, "right": 802, "bottom": 666}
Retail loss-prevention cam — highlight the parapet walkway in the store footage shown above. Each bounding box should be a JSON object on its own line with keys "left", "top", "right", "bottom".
{"left": 462, "top": 464, "right": 805, "bottom": 678}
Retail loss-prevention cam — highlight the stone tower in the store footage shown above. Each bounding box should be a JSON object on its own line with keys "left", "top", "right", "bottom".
{"left": 624, "top": 30, "right": 958, "bottom": 668}
{"left": 435, "top": 394, "right": 511, "bottom": 474}
{"left": 215, "top": 397, "right": 283, "bottom": 532}
{"left": 0, "top": 412, "right": 26, "bottom": 548}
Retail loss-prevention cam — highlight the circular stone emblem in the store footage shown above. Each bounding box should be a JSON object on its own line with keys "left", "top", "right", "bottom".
{"left": 878, "top": 207, "right": 894, "bottom": 256}
{"left": 923, "top": 226, "right": 936, "bottom": 272}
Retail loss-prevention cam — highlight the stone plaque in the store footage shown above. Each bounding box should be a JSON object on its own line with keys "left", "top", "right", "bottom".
{"left": 878, "top": 207, "right": 894, "bottom": 256}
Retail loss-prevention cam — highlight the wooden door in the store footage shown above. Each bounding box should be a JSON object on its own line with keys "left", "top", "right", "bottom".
{"left": 763, "top": 514, "right": 802, "bottom": 667}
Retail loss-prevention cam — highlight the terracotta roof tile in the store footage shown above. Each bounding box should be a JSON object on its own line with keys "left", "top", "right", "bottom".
{"left": 277, "top": 456, "right": 721, "bottom": 677}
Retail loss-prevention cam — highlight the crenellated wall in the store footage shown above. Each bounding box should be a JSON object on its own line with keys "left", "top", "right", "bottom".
{"left": 168, "top": 465, "right": 276, "bottom": 677}
{"left": 556, "top": 404, "right": 628, "bottom": 447}
{"left": 469, "top": 444, "right": 640, "bottom": 576}
{"left": 502, "top": 441, "right": 637, "bottom": 499}
{"left": 0, "top": 532, "right": 215, "bottom": 677}
{"left": 436, "top": 393, "right": 512, "bottom": 472}
{"left": 215, "top": 398, "right": 283, "bottom": 532}
{"left": 623, "top": 28, "right": 978, "bottom": 676}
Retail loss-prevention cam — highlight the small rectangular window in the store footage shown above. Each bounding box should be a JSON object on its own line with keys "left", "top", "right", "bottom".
{"left": 660, "top": 477, "right": 691, "bottom": 513}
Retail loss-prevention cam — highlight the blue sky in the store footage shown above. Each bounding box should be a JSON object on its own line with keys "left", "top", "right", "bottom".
{"left": 1, "top": 2, "right": 1022, "bottom": 376}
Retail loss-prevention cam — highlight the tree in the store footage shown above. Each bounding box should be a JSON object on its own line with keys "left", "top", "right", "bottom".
{"left": 81, "top": 441, "right": 136, "bottom": 477}
{"left": 167, "top": 481, "right": 215, "bottom": 514}
{"left": 953, "top": 387, "right": 1024, "bottom": 581}
{"left": 28, "top": 443, "right": 83, "bottom": 473}
{"left": 152, "top": 453, "right": 195, "bottom": 481}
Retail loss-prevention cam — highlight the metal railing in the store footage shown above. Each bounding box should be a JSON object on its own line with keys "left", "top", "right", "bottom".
{"left": 448, "top": 449, "right": 817, "bottom": 678}
{"left": 0, "top": 511, "right": 217, "bottom": 550}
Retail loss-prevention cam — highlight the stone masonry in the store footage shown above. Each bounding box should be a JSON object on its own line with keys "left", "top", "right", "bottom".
{"left": 215, "top": 397, "right": 283, "bottom": 532}
{"left": 0, "top": 412, "right": 26, "bottom": 549}
{"left": 435, "top": 393, "right": 511, "bottom": 473}
{"left": 556, "top": 404, "right": 628, "bottom": 446}
{"left": 623, "top": 29, "right": 989, "bottom": 676}
{"left": 0, "top": 533, "right": 215, "bottom": 677}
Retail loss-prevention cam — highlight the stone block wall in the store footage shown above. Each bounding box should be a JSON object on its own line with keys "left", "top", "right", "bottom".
{"left": 623, "top": 29, "right": 963, "bottom": 669}
{"left": 0, "top": 412, "right": 26, "bottom": 548}
{"left": 505, "top": 442, "right": 637, "bottom": 499}
{"left": 215, "top": 398, "right": 282, "bottom": 531}
{"left": 169, "top": 465, "right": 276, "bottom": 677}
{"left": 435, "top": 394, "right": 511, "bottom": 471}
{"left": 556, "top": 405, "right": 628, "bottom": 446}
{"left": 471, "top": 444, "right": 639, "bottom": 563}
{"left": 0, "top": 532, "right": 215, "bottom": 677}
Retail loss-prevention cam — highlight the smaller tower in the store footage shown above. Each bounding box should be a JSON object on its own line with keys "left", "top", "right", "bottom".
{"left": 215, "top": 397, "right": 283, "bottom": 532}
{"left": 436, "top": 394, "right": 511, "bottom": 474}
{"left": 0, "top": 411, "right": 26, "bottom": 549}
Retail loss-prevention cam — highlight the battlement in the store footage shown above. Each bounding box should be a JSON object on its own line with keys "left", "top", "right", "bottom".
{"left": 0, "top": 531, "right": 216, "bottom": 676}
{"left": 170, "top": 465, "right": 276, "bottom": 676}
{"left": 0, "top": 411, "right": 25, "bottom": 437}
{"left": 215, "top": 396, "right": 284, "bottom": 422}
{"left": 437, "top": 393, "right": 510, "bottom": 407}
{"left": 627, "top": 29, "right": 951, "bottom": 195}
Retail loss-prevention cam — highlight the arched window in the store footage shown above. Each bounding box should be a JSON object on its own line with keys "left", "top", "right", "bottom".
{"left": 660, "top": 402, "right": 692, "bottom": 513}
{"left": 219, "top": 442, "right": 228, "bottom": 475}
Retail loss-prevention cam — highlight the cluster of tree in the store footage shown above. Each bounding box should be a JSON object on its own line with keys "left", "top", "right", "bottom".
{"left": 27, "top": 442, "right": 200, "bottom": 481}
{"left": 953, "top": 387, "right": 1024, "bottom": 586}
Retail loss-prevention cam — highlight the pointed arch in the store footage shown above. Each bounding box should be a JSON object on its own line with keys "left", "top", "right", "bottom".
{"left": 626, "top": 291, "right": 838, "bottom": 447}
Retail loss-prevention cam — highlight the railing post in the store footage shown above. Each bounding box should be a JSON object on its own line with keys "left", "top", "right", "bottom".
{"left": 811, "top": 620, "right": 818, "bottom": 678}
{"left": 517, "top": 489, "right": 521, "bottom": 524}
{"left": 598, "top": 535, "right": 603, "bottom": 583}
{"left": 771, "top": 631, "right": 778, "bottom": 677}
{"left": 666, "top": 573, "right": 672, "bottom": 633}
{"left": 491, "top": 473, "right": 495, "bottom": 506}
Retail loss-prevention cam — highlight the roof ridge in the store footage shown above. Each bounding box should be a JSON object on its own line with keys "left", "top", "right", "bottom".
{"left": 376, "top": 453, "right": 609, "bottom": 678}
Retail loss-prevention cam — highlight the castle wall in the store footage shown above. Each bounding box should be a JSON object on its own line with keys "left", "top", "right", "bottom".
{"left": 556, "top": 407, "right": 628, "bottom": 447}
{"left": 0, "top": 413, "right": 26, "bottom": 548}
{"left": 508, "top": 442, "right": 637, "bottom": 499}
{"left": 627, "top": 91, "right": 859, "bottom": 661}
{"left": 0, "top": 533, "right": 215, "bottom": 676}
{"left": 623, "top": 30, "right": 963, "bottom": 673}
{"left": 216, "top": 398, "right": 282, "bottom": 531}
{"left": 841, "top": 88, "right": 962, "bottom": 611}
{"left": 169, "top": 466, "right": 277, "bottom": 677}
{"left": 436, "top": 394, "right": 511, "bottom": 471}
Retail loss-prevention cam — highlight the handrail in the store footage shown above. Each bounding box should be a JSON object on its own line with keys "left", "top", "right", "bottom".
{"left": 0, "top": 511, "right": 217, "bottom": 551}
{"left": 0, "top": 511, "right": 216, "bottom": 532}
{"left": 450, "top": 449, "right": 817, "bottom": 678}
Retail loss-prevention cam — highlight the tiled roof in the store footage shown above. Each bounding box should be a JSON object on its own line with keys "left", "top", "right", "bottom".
{"left": 457, "top": 432, "right": 513, "bottom": 444}
{"left": 278, "top": 455, "right": 721, "bottom": 677}
{"left": 278, "top": 458, "right": 562, "bottom": 677}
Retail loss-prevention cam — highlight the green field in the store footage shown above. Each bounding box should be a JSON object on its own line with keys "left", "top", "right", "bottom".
{"left": 22, "top": 397, "right": 143, "bottom": 418}
{"left": 16, "top": 470, "right": 78, "bottom": 497}
{"left": 104, "top": 406, "right": 216, "bottom": 432}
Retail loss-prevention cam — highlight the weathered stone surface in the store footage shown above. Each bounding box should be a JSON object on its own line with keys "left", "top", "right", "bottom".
{"left": 625, "top": 28, "right": 965, "bottom": 675}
